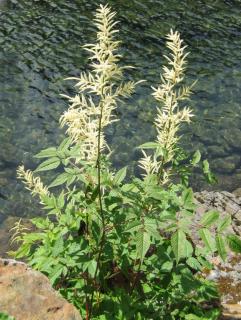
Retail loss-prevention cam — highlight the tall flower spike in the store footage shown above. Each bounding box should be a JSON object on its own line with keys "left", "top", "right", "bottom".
{"left": 17, "top": 165, "right": 50, "bottom": 199}
{"left": 139, "top": 30, "right": 194, "bottom": 183}
{"left": 60, "top": 5, "right": 140, "bottom": 163}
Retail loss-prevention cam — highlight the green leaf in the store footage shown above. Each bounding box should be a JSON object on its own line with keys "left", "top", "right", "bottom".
{"left": 150, "top": 192, "right": 165, "bottom": 201}
{"left": 137, "top": 142, "right": 160, "bottom": 149}
{"left": 142, "top": 283, "right": 152, "bottom": 293}
{"left": 201, "top": 210, "right": 219, "bottom": 227}
{"left": 113, "top": 167, "right": 127, "bottom": 185}
{"left": 58, "top": 137, "right": 71, "bottom": 151}
{"left": 215, "top": 234, "right": 227, "bottom": 261}
{"left": 14, "top": 243, "right": 31, "bottom": 258}
{"left": 125, "top": 221, "right": 142, "bottom": 233}
{"left": 227, "top": 234, "right": 241, "bottom": 253}
{"left": 121, "top": 183, "right": 137, "bottom": 192}
{"left": 202, "top": 159, "right": 217, "bottom": 184}
{"left": 155, "top": 146, "right": 165, "bottom": 157}
{"left": 87, "top": 260, "right": 97, "bottom": 278}
{"left": 52, "top": 237, "right": 64, "bottom": 257}
{"left": 185, "top": 314, "right": 204, "bottom": 320}
{"left": 199, "top": 228, "right": 215, "bottom": 252}
{"left": 34, "top": 147, "right": 57, "bottom": 158}
{"left": 191, "top": 150, "right": 201, "bottom": 166}
{"left": 196, "top": 256, "right": 213, "bottom": 270}
{"left": 203, "top": 159, "right": 210, "bottom": 174}
{"left": 35, "top": 157, "right": 60, "bottom": 172}
{"left": 41, "top": 257, "right": 57, "bottom": 273}
{"left": 186, "top": 257, "right": 202, "bottom": 271}
{"left": 0, "top": 313, "right": 15, "bottom": 320}
{"left": 136, "top": 229, "right": 151, "bottom": 263}
{"left": 182, "top": 188, "right": 194, "bottom": 210}
{"left": 182, "top": 188, "right": 193, "bottom": 203}
{"left": 24, "top": 232, "right": 45, "bottom": 243}
{"left": 160, "top": 260, "right": 173, "bottom": 272}
{"left": 31, "top": 217, "right": 48, "bottom": 229}
{"left": 217, "top": 214, "right": 231, "bottom": 232}
{"left": 41, "top": 194, "right": 57, "bottom": 209}
{"left": 49, "top": 172, "right": 69, "bottom": 188}
{"left": 171, "top": 230, "right": 187, "bottom": 263}
{"left": 66, "top": 175, "right": 77, "bottom": 186}
{"left": 49, "top": 264, "right": 64, "bottom": 285}
{"left": 144, "top": 219, "right": 162, "bottom": 240}
{"left": 183, "top": 239, "right": 193, "bottom": 258}
{"left": 57, "top": 192, "right": 65, "bottom": 209}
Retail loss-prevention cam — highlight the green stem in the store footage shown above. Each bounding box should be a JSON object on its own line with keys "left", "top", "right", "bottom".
{"left": 157, "top": 94, "right": 174, "bottom": 184}
{"left": 130, "top": 259, "right": 142, "bottom": 295}
{"left": 157, "top": 156, "right": 165, "bottom": 184}
{"left": 130, "top": 208, "right": 147, "bottom": 295}
{"left": 89, "top": 98, "right": 106, "bottom": 319}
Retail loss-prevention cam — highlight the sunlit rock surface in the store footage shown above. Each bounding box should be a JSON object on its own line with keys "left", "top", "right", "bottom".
{"left": 221, "top": 304, "right": 241, "bottom": 320}
{"left": 0, "top": 259, "right": 82, "bottom": 320}
{"left": 195, "top": 190, "right": 241, "bottom": 319}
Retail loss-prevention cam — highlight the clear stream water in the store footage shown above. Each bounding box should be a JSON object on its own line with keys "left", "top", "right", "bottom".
{"left": 0, "top": 0, "right": 241, "bottom": 222}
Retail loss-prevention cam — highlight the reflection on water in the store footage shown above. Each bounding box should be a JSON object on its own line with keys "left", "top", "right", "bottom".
{"left": 0, "top": 0, "right": 241, "bottom": 221}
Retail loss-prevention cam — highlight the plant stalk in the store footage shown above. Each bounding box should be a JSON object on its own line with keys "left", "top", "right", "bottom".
{"left": 89, "top": 98, "right": 106, "bottom": 319}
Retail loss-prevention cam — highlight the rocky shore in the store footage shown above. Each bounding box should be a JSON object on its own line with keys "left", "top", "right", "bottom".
{"left": 194, "top": 189, "right": 241, "bottom": 319}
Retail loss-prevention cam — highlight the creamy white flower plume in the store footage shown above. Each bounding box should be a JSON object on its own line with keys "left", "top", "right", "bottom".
{"left": 138, "top": 150, "right": 159, "bottom": 176}
{"left": 61, "top": 5, "right": 140, "bottom": 163}
{"left": 17, "top": 165, "right": 50, "bottom": 199}
{"left": 139, "top": 30, "right": 194, "bottom": 183}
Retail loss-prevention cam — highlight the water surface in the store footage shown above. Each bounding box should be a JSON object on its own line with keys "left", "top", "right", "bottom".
{"left": 0, "top": 0, "right": 241, "bottom": 221}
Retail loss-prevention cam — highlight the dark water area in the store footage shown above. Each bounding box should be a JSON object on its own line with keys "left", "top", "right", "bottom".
{"left": 0, "top": 0, "right": 241, "bottom": 222}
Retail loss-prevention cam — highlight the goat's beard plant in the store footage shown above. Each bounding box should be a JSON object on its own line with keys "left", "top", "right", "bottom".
{"left": 11, "top": 4, "right": 241, "bottom": 320}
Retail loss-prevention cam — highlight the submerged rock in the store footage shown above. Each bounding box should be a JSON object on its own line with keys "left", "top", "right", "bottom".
{"left": 0, "top": 216, "right": 20, "bottom": 258}
{"left": 233, "top": 188, "right": 241, "bottom": 198}
{"left": 222, "top": 128, "right": 241, "bottom": 151}
{"left": 0, "top": 216, "right": 33, "bottom": 258}
{"left": 0, "top": 259, "right": 82, "bottom": 320}
{"left": 212, "top": 155, "right": 240, "bottom": 174}
{"left": 207, "top": 145, "right": 228, "bottom": 158}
